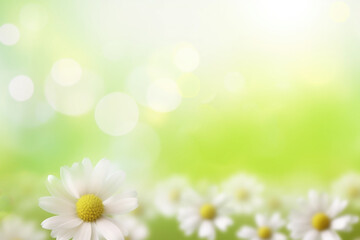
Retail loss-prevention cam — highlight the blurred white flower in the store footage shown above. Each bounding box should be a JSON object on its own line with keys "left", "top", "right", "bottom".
{"left": 261, "top": 188, "right": 296, "bottom": 214}
{"left": 332, "top": 173, "right": 360, "bottom": 208}
{"left": 178, "top": 187, "right": 233, "bottom": 240}
{"left": 237, "top": 213, "right": 286, "bottom": 240}
{"left": 154, "top": 176, "right": 189, "bottom": 217}
{"left": 288, "top": 190, "right": 358, "bottom": 240}
{"left": 0, "top": 215, "right": 46, "bottom": 240}
{"left": 39, "top": 158, "right": 138, "bottom": 240}
{"left": 132, "top": 189, "right": 157, "bottom": 220}
{"left": 222, "top": 173, "right": 263, "bottom": 214}
{"left": 116, "top": 215, "right": 149, "bottom": 240}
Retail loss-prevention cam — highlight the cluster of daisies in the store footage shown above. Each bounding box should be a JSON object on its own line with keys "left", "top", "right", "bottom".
{"left": 1, "top": 159, "right": 360, "bottom": 240}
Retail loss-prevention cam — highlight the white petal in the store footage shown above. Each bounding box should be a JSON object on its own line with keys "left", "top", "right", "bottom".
{"left": 104, "top": 196, "right": 138, "bottom": 215}
{"left": 46, "top": 175, "right": 75, "bottom": 201}
{"left": 303, "top": 230, "right": 319, "bottom": 240}
{"left": 91, "top": 223, "right": 99, "bottom": 240}
{"left": 214, "top": 216, "right": 233, "bottom": 231}
{"left": 96, "top": 218, "right": 124, "bottom": 240}
{"left": 269, "top": 213, "right": 284, "bottom": 230}
{"left": 51, "top": 225, "right": 81, "bottom": 239}
{"left": 61, "top": 167, "right": 80, "bottom": 198}
{"left": 41, "top": 215, "right": 82, "bottom": 230}
{"left": 273, "top": 233, "right": 286, "bottom": 240}
{"left": 255, "top": 214, "right": 268, "bottom": 227}
{"left": 321, "top": 230, "right": 340, "bottom": 240}
{"left": 331, "top": 215, "right": 359, "bottom": 231}
{"left": 326, "top": 199, "right": 347, "bottom": 218}
{"left": 89, "top": 159, "right": 111, "bottom": 195}
{"left": 198, "top": 221, "right": 215, "bottom": 240}
{"left": 212, "top": 194, "right": 227, "bottom": 207}
{"left": 236, "top": 226, "right": 256, "bottom": 238}
{"left": 98, "top": 171, "right": 126, "bottom": 200}
{"left": 73, "top": 222, "right": 92, "bottom": 240}
{"left": 308, "top": 190, "right": 322, "bottom": 211}
{"left": 39, "top": 197, "right": 75, "bottom": 214}
{"left": 180, "top": 215, "right": 201, "bottom": 235}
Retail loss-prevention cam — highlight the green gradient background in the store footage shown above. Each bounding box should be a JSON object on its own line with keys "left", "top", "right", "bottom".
{"left": 1, "top": 0, "right": 360, "bottom": 239}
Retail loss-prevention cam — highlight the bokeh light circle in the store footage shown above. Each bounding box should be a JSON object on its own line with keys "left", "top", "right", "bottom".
{"left": 45, "top": 70, "right": 103, "bottom": 116}
{"left": 147, "top": 78, "right": 182, "bottom": 112}
{"left": 19, "top": 3, "right": 48, "bottom": 31}
{"left": 0, "top": 24, "right": 20, "bottom": 46}
{"left": 173, "top": 45, "right": 200, "bottom": 72}
{"left": 51, "top": 59, "right": 82, "bottom": 86}
{"left": 8, "top": 75, "right": 34, "bottom": 102}
{"left": 95, "top": 92, "right": 139, "bottom": 136}
{"left": 224, "top": 72, "right": 246, "bottom": 93}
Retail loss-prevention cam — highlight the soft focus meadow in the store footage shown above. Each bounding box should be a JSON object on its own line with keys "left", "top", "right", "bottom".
{"left": 2, "top": 0, "right": 360, "bottom": 239}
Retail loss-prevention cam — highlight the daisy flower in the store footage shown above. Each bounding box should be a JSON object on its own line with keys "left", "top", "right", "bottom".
{"left": 39, "top": 158, "right": 138, "bottom": 240}
{"left": 288, "top": 190, "right": 358, "bottom": 240}
{"left": 261, "top": 188, "right": 295, "bottom": 214}
{"left": 178, "top": 187, "right": 233, "bottom": 240}
{"left": 0, "top": 215, "right": 46, "bottom": 240}
{"left": 116, "top": 215, "right": 149, "bottom": 240}
{"left": 222, "top": 173, "right": 263, "bottom": 214}
{"left": 332, "top": 173, "right": 360, "bottom": 208}
{"left": 154, "top": 176, "right": 188, "bottom": 217}
{"left": 237, "top": 213, "right": 286, "bottom": 240}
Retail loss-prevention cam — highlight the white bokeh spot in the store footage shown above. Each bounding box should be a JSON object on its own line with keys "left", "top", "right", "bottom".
{"left": 0, "top": 24, "right": 20, "bottom": 46}
{"left": 8, "top": 75, "right": 34, "bottom": 102}
{"left": 51, "top": 58, "right": 82, "bottom": 86}
{"left": 45, "top": 70, "right": 103, "bottom": 116}
{"left": 147, "top": 78, "right": 182, "bottom": 113}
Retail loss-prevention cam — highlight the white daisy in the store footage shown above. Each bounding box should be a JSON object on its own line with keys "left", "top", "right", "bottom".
{"left": 154, "top": 176, "right": 188, "bottom": 217}
{"left": 288, "top": 190, "right": 358, "bottom": 240}
{"left": 178, "top": 187, "right": 233, "bottom": 240}
{"left": 116, "top": 215, "right": 149, "bottom": 240}
{"left": 261, "top": 188, "right": 296, "bottom": 214}
{"left": 222, "top": 173, "right": 263, "bottom": 214}
{"left": 39, "top": 158, "right": 138, "bottom": 240}
{"left": 0, "top": 215, "right": 46, "bottom": 240}
{"left": 237, "top": 213, "right": 286, "bottom": 240}
{"left": 132, "top": 190, "right": 157, "bottom": 220}
{"left": 332, "top": 173, "right": 360, "bottom": 208}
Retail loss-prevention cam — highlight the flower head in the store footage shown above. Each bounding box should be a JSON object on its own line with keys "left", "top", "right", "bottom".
{"left": 155, "top": 176, "right": 188, "bottom": 217}
{"left": 178, "top": 187, "right": 233, "bottom": 240}
{"left": 39, "top": 158, "right": 138, "bottom": 240}
{"left": 222, "top": 173, "right": 263, "bottom": 214}
{"left": 332, "top": 173, "right": 360, "bottom": 209}
{"left": 288, "top": 190, "right": 358, "bottom": 240}
{"left": 237, "top": 213, "right": 286, "bottom": 240}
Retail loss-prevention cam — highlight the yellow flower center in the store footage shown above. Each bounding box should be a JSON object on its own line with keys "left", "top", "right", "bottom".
{"left": 76, "top": 194, "right": 104, "bottom": 222}
{"left": 312, "top": 213, "right": 331, "bottom": 231}
{"left": 199, "top": 203, "right": 216, "bottom": 219}
{"left": 236, "top": 188, "right": 249, "bottom": 201}
{"left": 258, "top": 226, "right": 272, "bottom": 239}
{"left": 169, "top": 189, "right": 181, "bottom": 202}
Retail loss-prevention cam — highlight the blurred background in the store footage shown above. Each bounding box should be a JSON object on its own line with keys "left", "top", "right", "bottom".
{"left": 1, "top": 0, "right": 360, "bottom": 239}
